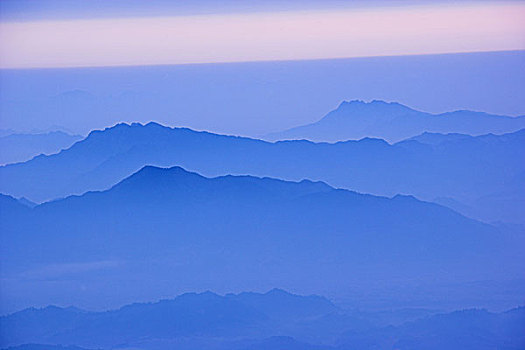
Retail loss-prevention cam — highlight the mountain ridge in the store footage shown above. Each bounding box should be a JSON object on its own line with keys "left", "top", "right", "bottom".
{"left": 267, "top": 100, "right": 525, "bottom": 142}
{"left": 1, "top": 290, "right": 523, "bottom": 350}
{"left": 2, "top": 165, "right": 522, "bottom": 315}
{"left": 1, "top": 122, "right": 522, "bottom": 225}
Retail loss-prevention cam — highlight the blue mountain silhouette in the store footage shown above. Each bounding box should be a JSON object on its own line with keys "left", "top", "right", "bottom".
{"left": 267, "top": 100, "right": 525, "bottom": 142}
{"left": 336, "top": 307, "right": 525, "bottom": 350}
{"left": 1, "top": 166, "right": 523, "bottom": 314}
{"left": 0, "top": 290, "right": 336, "bottom": 348}
{"left": 1, "top": 290, "right": 523, "bottom": 350}
{"left": 0, "top": 123, "right": 523, "bottom": 224}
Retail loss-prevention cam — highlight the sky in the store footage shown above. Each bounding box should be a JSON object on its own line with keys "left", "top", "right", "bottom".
{"left": 0, "top": 0, "right": 524, "bottom": 68}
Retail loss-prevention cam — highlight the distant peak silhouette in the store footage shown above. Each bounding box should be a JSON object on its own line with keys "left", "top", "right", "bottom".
{"left": 268, "top": 100, "right": 525, "bottom": 143}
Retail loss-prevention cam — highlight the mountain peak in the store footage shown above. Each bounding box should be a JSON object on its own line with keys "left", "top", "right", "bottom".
{"left": 336, "top": 99, "right": 414, "bottom": 113}
{"left": 127, "top": 165, "right": 202, "bottom": 180}
{"left": 109, "top": 165, "right": 206, "bottom": 194}
{"left": 139, "top": 165, "right": 188, "bottom": 174}
{"left": 265, "top": 288, "right": 292, "bottom": 296}
{"left": 110, "top": 165, "right": 334, "bottom": 199}
{"left": 267, "top": 99, "right": 525, "bottom": 143}
{"left": 89, "top": 121, "right": 166, "bottom": 135}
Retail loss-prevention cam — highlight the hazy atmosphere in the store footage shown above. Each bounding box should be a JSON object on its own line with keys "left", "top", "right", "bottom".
{"left": 1, "top": 1, "right": 524, "bottom": 350}
{"left": 1, "top": 51, "right": 524, "bottom": 136}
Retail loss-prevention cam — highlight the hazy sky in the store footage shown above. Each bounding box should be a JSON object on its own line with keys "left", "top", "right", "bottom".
{"left": 1, "top": 1, "right": 524, "bottom": 68}
{"left": 1, "top": 51, "right": 524, "bottom": 136}
{"left": 0, "top": 1, "right": 524, "bottom": 135}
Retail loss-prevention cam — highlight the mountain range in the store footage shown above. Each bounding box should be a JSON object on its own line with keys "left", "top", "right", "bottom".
{"left": 1, "top": 99, "right": 524, "bottom": 348}
{"left": 2, "top": 50, "right": 525, "bottom": 350}
{"left": 266, "top": 100, "right": 525, "bottom": 142}
{"left": 1, "top": 122, "right": 523, "bottom": 224}
{"left": 1, "top": 290, "right": 523, "bottom": 350}
{"left": 1, "top": 165, "right": 523, "bottom": 313}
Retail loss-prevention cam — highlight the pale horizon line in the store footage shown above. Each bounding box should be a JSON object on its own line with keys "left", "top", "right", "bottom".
{"left": 1, "top": 49, "right": 522, "bottom": 72}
